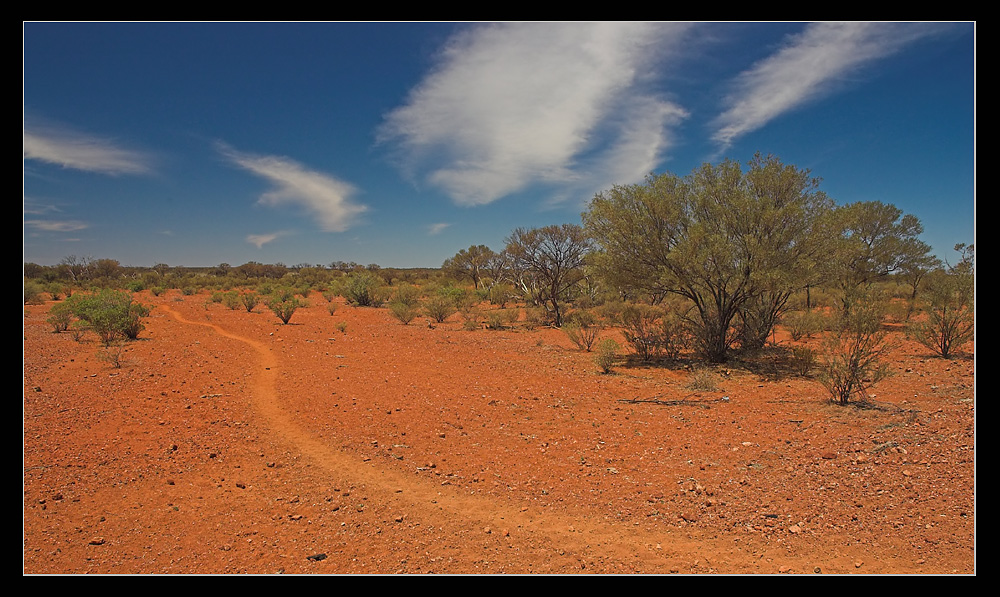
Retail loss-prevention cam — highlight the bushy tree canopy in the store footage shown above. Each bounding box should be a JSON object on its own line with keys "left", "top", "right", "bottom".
{"left": 505, "top": 224, "right": 589, "bottom": 327}
{"left": 584, "top": 154, "right": 835, "bottom": 361}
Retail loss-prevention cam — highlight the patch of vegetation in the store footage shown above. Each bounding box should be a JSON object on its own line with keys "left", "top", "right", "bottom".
{"left": 594, "top": 338, "right": 620, "bottom": 374}
{"left": 65, "top": 289, "right": 152, "bottom": 345}
{"left": 268, "top": 296, "right": 304, "bottom": 325}
{"left": 562, "top": 309, "right": 601, "bottom": 351}
{"left": 906, "top": 244, "right": 974, "bottom": 359}
{"left": 389, "top": 300, "right": 419, "bottom": 325}
{"left": 819, "top": 288, "right": 894, "bottom": 405}
{"left": 687, "top": 369, "right": 719, "bottom": 392}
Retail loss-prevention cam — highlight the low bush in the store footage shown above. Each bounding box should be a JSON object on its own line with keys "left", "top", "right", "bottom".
{"left": 789, "top": 346, "right": 816, "bottom": 377}
{"left": 424, "top": 295, "right": 457, "bottom": 323}
{"left": 619, "top": 303, "right": 689, "bottom": 361}
{"left": 47, "top": 302, "right": 74, "bottom": 333}
{"left": 66, "top": 289, "right": 152, "bottom": 345}
{"left": 562, "top": 310, "right": 601, "bottom": 351}
{"left": 393, "top": 284, "right": 421, "bottom": 307}
{"left": 485, "top": 308, "right": 518, "bottom": 331}
{"left": 594, "top": 338, "right": 620, "bottom": 374}
{"left": 906, "top": 268, "right": 974, "bottom": 359}
{"left": 24, "top": 278, "right": 45, "bottom": 305}
{"left": 819, "top": 288, "right": 894, "bottom": 405}
{"left": 389, "top": 300, "right": 419, "bottom": 325}
{"left": 268, "top": 296, "right": 304, "bottom": 324}
{"left": 488, "top": 283, "right": 514, "bottom": 308}
{"left": 241, "top": 292, "right": 260, "bottom": 313}
{"left": 687, "top": 369, "right": 719, "bottom": 392}
{"left": 222, "top": 291, "right": 242, "bottom": 310}
{"left": 97, "top": 341, "right": 125, "bottom": 369}
{"left": 343, "top": 272, "right": 390, "bottom": 307}
{"left": 783, "top": 310, "right": 825, "bottom": 341}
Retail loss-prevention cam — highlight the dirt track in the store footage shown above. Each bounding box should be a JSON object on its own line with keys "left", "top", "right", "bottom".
{"left": 23, "top": 292, "right": 975, "bottom": 573}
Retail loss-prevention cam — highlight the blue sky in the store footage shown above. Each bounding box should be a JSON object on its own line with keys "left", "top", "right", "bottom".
{"left": 24, "top": 22, "right": 975, "bottom": 269}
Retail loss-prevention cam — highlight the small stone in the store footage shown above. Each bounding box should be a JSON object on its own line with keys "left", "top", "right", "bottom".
{"left": 89, "top": 537, "right": 105, "bottom": 546}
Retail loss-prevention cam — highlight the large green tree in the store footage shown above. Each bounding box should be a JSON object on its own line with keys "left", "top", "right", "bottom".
{"left": 584, "top": 154, "right": 834, "bottom": 362}
{"left": 831, "top": 200, "right": 935, "bottom": 305}
{"left": 505, "top": 224, "right": 589, "bottom": 327}
{"left": 442, "top": 244, "right": 496, "bottom": 289}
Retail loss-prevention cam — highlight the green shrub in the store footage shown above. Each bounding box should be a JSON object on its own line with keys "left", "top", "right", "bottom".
{"left": 24, "top": 278, "right": 45, "bottom": 305}
{"left": 69, "top": 320, "right": 88, "bottom": 342}
{"left": 485, "top": 308, "right": 517, "bottom": 330}
{"left": 783, "top": 310, "right": 825, "bottom": 341}
{"left": 488, "top": 283, "right": 514, "bottom": 308}
{"left": 222, "top": 291, "right": 242, "bottom": 310}
{"left": 819, "top": 289, "right": 893, "bottom": 405}
{"left": 393, "top": 284, "right": 421, "bottom": 307}
{"left": 342, "top": 272, "right": 390, "bottom": 307}
{"left": 389, "top": 300, "right": 419, "bottom": 325}
{"left": 424, "top": 295, "right": 457, "bottom": 323}
{"left": 241, "top": 292, "right": 260, "bottom": 313}
{"left": 620, "top": 304, "right": 664, "bottom": 361}
{"left": 906, "top": 270, "right": 974, "bottom": 359}
{"left": 66, "top": 289, "right": 152, "bottom": 345}
{"left": 268, "top": 296, "right": 303, "bottom": 325}
{"left": 594, "top": 338, "right": 620, "bottom": 374}
{"left": 523, "top": 307, "right": 546, "bottom": 330}
{"left": 789, "top": 346, "right": 816, "bottom": 377}
{"left": 47, "top": 302, "right": 74, "bottom": 333}
{"left": 563, "top": 310, "right": 601, "bottom": 351}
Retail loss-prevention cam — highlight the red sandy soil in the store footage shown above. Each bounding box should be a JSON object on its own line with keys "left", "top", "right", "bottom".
{"left": 23, "top": 291, "right": 975, "bottom": 574}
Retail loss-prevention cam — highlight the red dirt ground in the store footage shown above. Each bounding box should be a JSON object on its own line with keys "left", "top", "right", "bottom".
{"left": 23, "top": 291, "right": 975, "bottom": 574}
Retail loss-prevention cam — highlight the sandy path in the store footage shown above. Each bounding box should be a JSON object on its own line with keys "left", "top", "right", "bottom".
{"left": 157, "top": 303, "right": 710, "bottom": 572}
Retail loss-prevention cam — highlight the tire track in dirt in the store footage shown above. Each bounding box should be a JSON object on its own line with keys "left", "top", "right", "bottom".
{"left": 160, "top": 304, "right": 713, "bottom": 571}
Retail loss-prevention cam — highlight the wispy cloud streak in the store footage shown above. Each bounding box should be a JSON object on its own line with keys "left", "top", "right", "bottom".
{"left": 219, "top": 143, "right": 367, "bottom": 233}
{"left": 379, "top": 22, "right": 691, "bottom": 206}
{"left": 24, "top": 219, "right": 89, "bottom": 232}
{"left": 427, "top": 222, "right": 451, "bottom": 236}
{"left": 246, "top": 231, "right": 287, "bottom": 248}
{"left": 712, "top": 22, "right": 950, "bottom": 151}
{"left": 23, "top": 120, "right": 152, "bottom": 175}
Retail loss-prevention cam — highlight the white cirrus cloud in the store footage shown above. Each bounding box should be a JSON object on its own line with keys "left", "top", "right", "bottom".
{"left": 712, "top": 22, "right": 953, "bottom": 151}
{"left": 24, "top": 219, "right": 89, "bottom": 232}
{"left": 219, "top": 143, "right": 367, "bottom": 233}
{"left": 23, "top": 119, "right": 153, "bottom": 175}
{"left": 246, "top": 231, "right": 287, "bottom": 249}
{"left": 379, "top": 22, "right": 692, "bottom": 206}
{"left": 427, "top": 222, "right": 451, "bottom": 236}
